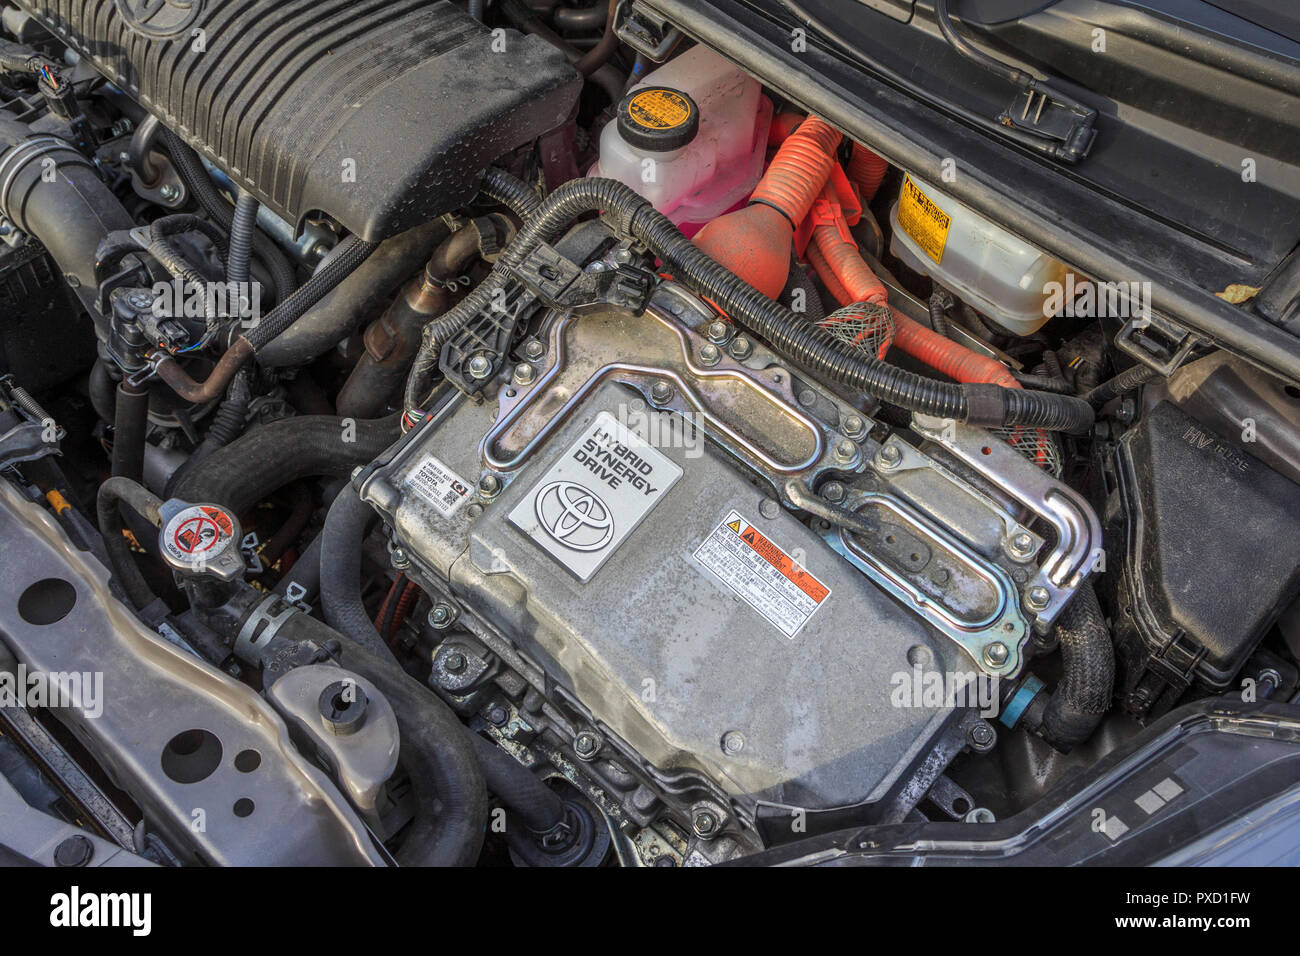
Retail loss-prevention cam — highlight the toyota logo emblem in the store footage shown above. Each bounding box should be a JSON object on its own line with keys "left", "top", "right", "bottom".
{"left": 535, "top": 481, "right": 614, "bottom": 552}
{"left": 115, "top": 0, "right": 203, "bottom": 39}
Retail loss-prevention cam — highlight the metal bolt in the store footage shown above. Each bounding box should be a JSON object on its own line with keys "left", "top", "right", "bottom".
{"left": 730, "top": 335, "right": 753, "bottom": 360}
{"left": 698, "top": 343, "right": 721, "bottom": 367}
{"left": 467, "top": 353, "right": 492, "bottom": 379}
{"left": 984, "top": 641, "right": 1010, "bottom": 667}
{"left": 478, "top": 474, "right": 501, "bottom": 498}
{"left": 486, "top": 706, "right": 509, "bottom": 726}
{"left": 721, "top": 731, "right": 745, "bottom": 755}
{"left": 428, "top": 604, "right": 454, "bottom": 629}
{"left": 834, "top": 439, "right": 858, "bottom": 463}
{"left": 759, "top": 499, "right": 780, "bottom": 520}
{"left": 513, "top": 363, "right": 535, "bottom": 385}
{"left": 964, "top": 807, "right": 996, "bottom": 824}
{"left": 160, "top": 183, "right": 180, "bottom": 202}
{"left": 650, "top": 379, "right": 674, "bottom": 405}
{"left": 876, "top": 444, "right": 903, "bottom": 469}
{"left": 118, "top": 150, "right": 132, "bottom": 165}
{"left": 706, "top": 320, "right": 730, "bottom": 344}
{"left": 822, "top": 481, "right": 846, "bottom": 503}
{"left": 969, "top": 722, "right": 996, "bottom": 748}
{"left": 692, "top": 809, "right": 718, "bottom": 837}
{"left": 842, "top": 415, "right": 867, "bottom": 440}
{"left": 574, "top": 731, "right": 600, "bottom": 759}
{"left": 444, "top": 651, "right": 467, "bottom": 674}
{"left": 1008, "top": 531, "right": 1036, "bottom": 559}
{"left": 523, "top": 339, "right": 545, "bottom": 361}
{"left": 1026, "top": 586, "right": 1050, "bottom": 611}
{"left": 391, "top": 548, "right": 409, "bottom": 569}
{"left": 797, "top": 389, "right": 817, "bottom": 407}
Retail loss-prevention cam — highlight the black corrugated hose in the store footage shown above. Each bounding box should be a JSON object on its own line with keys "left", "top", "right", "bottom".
{"left": 405, "top": 170, "right": 1096, "bottom": 432}
{"left": 244, "top": 235, "right": 381, "bottom": 351}
{"left": 227, "top": 191, "right": 259, "bottom": 285}
{"left": 1085, "top": 362, "right": 1161, "bottom": 409}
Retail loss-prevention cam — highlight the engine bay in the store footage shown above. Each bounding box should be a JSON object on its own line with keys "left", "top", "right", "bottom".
{"left": 0, "top": 0, "right": 1296, "bottom": 868}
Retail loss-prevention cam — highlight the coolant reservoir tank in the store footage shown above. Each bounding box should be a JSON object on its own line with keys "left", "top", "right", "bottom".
{"left": 593, "top": 44, "right": 772, "bottom": 232}
{"left": 890, "top": 174, "right": 1069, "bottom": 336}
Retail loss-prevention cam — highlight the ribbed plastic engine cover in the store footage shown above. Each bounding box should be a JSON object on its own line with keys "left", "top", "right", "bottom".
{"left": 18, "top": 0, "right": 579, "bottom": 239}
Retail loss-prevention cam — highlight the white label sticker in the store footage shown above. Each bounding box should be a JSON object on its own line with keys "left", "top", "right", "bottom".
{"left": 694, "top": 510, "right": 831, "bottom": 638}
{"left": 509, "top": 411, "right": 683, "bottom": 582}
{"left": 408, "top": 455, "right": 472, "bottom": 518}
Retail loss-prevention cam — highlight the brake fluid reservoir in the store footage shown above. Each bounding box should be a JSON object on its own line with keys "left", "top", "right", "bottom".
{"left": 593, "top": 45, "right": 772, "bottom": 232}
{"left": 890, "top": 174, "right": 1068, "bottom": 336}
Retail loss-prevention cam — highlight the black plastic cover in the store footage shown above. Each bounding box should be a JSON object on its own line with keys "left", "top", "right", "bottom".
{"left": 1111, "top": 402, "right": 1300, "bottom": 710}
{"left": 19, "top": 0, "right": 580, "bottom": 240}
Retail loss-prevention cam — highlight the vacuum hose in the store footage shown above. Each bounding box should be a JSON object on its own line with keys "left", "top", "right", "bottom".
{"left": 407, "top": 171, "right": 1094, "bottom": 431}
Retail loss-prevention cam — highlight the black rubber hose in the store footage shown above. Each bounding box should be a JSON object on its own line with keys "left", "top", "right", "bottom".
{"left": 273, "top": 529, "right": 323, "bottom": 607}
{"left": 406, "top": 172, "right": 1095, "bottom": 432}
{"left": 227, "top": 191, "right": 258, "bottom": 285}
{"left": 244, "top": 235, "right": 381, "bottom": 351}
{"left": 111, "top": 383, "right": 150, "bottom": 484}
{"left": 307, "top": 490, "right": 566, "bottom": 836}
{"left": 1038, "top": 583, "right": 1114, "bottom": 751}
{"left": 163, "top": 369, "right": 252, "bottom": 493}
{"left": 96, "top": 477, "right": 163, "bottom": 612}
{"left": 320, "top": 486, "right": 397, "bottom": 663}
{"left": 169, "top": 414, "right": 399, "bottom": 513}
{"left": 257, "top": 220, "right": 445, "bottom": 368}
{"left": 274, "top": 607, "right": 487, "bottom": 866}
{"left": 160, "top": 130, "right": 298, "bottom": 304}
{"left": 1084, "top": 363, "right": 1160, "bottom": 409}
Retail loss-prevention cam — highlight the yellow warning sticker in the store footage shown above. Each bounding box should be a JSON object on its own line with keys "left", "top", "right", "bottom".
{"left": 897, "top": 174, "right": 951, "bottom": 264}
{"left": 627, "top": 89, "right": 693, "bottom": 131}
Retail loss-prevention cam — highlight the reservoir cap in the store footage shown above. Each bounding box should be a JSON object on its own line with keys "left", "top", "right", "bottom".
{"left": 617, "top": 87, "right": 700, "bottom": 152}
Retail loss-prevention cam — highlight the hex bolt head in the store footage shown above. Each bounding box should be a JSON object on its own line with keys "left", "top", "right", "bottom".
{"left": 876, "top": 444, "right": 903, "bottom": 469}
{"left": 706, "top": 320, "right": 730, "bottom": 344}
{"left": 467, "top": 353, "right": 492, "bottom": 379}
{"left": 1008, "top": 532, "right": 1036, "bottom": 559}
{"left": 523, "top": 339, "right": 545, "bottom": 361}
{"left": 478, "top": 474, "right": 502, "bottom": 498}
{"left": 842, "top": 415, "right": 867, "bottom": 440}
{"left": 513, "top": 363, "right": 536, "bottom": 385}
{"left": 698, "top": 343, "right": 721, "bottom": 367}
{"left": 650, "top": 379, "right": 674, "bottom": 405}
{"left": 692, "top": 809, "right": 719, "bottom": 837}
{"left": 834, "top": 439, "right": 858, "bottom": 463}
{"left": 721, "top": 731, "right": 745, "bottom": 755}
{"left": 729, "top": 335, "right": 753, "bottom": 360}
{"left": 573, "top": 731, "right": 600, "bottom": 759}
{"left": 984, "top": 641, "right": 1010, "bottom": 667}
{"left": 1026, "top": 586, "right": 1051, "bottom": 611}
{"left": 969, "top": 722, "right": 996, "bottom": 748}
{"left": 444, "top": 650, "right": 467, "bottom": 674}
{"left": 822, "top": 481, "right": 846, "bottom": 503}
{"left": 159, "top": 184, "right": 180, "bottom": 202}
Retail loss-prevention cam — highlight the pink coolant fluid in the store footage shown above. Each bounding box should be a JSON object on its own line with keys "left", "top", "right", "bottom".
{"left": 591, "top": 45, "right": 772, "bottom": 235}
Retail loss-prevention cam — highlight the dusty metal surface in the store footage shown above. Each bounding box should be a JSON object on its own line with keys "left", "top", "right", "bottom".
{"left": 0, "top": 480, "right": 384, "bottom": 866}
